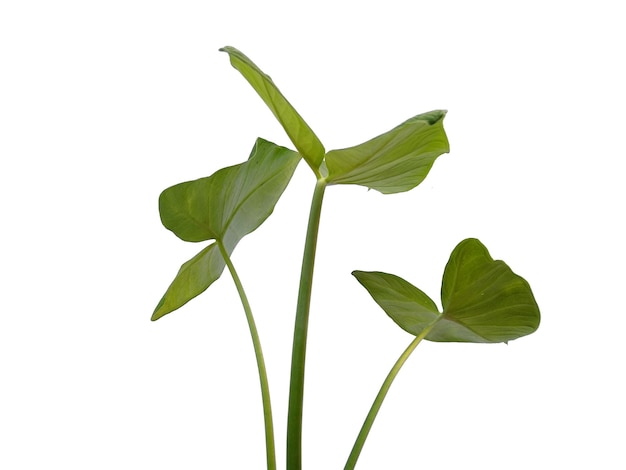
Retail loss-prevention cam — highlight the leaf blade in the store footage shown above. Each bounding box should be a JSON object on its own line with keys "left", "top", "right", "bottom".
{"left": 325, "top": 110, "right": 450, "bottom": 194}
{"left": 154, "top": 138, "right": 300, "bottom": 319}
{"left": 353, "top": 239, "right": 540, "bottom": 344}
{"left": 352, "top": 270, "right": 440, "bottom": 337}
{"left": 430, "top": 238, "right": 541, "bottom": 343}
{"left": 159, "top": 138, "right": 300, "bottom": 243}
{"left": 220, "top": 46, "right": 325, "bottom": 171}
{"left": 152, "top": 243, "right": 226, "bottom": 320}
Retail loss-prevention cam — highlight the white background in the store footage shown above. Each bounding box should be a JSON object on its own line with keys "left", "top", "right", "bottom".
{"left": 1, "top": 1, "right": 624, "bottom": 469}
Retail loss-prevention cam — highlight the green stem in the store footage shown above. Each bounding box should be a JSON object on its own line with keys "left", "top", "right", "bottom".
{"left": 218, "top": 241, "right": 276, "bottom": 470}
{"left": 287, "top": 178, "right": 327, "bottom": 470}
{"left": 344, "top": 321, "right": 438, "bottom": 470}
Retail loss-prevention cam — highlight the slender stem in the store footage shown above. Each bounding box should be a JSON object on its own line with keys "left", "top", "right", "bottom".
{"left": 344, "top": 321, "right": 438, "bottom": 470}
{"left": 287, "top": 178, "right": 327, "bottom": 470}
{"left": 218, "top": 241, "right": 276, "bottom": 470}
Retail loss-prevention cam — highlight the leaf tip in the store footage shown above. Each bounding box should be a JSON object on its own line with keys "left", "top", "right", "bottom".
{"left": 151, "top": 298, "right": 166, "bottom": 321}
{"left": 152, "top": 290, "right": 181, "bottom": 321}
{"left": 424, "top": 109, "right": 447, "bottom": 125}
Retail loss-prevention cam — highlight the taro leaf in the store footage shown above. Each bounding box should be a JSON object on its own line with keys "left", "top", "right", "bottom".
{"left": 220, "top": 46, "right": 325, "bottom": 171}
{"left": 432, "top": 238, "right": 540, "bottom": 343}
{"left": 152, "top": 138, "right": 300, "bottom": 320}
{"left": 352, "top": 238, "right": 540, "bottom": 343}
{"left": 325, "top": 110, "right": 449, "bottom": 194}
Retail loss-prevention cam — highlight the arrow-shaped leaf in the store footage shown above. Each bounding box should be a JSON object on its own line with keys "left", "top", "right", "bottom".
{"left": 153, "top": 138, "right": 300, "bottom": 320}
{"left": 325, "top": 110, "right": 450, "bottom": 194}
{"left": 220, "top": 46, "right": 325, "bottom": 172}
{"left": 352, "top": 238, "right": 540, "bottom": 343}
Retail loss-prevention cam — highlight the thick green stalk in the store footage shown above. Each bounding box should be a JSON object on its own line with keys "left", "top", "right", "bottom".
{"left": 287, "top": 178, "right": 327, "bottom": 470}
{"left": 218, "top": 241, "right": 276, "bottom": 470}
{"left": 344, "top": 320, "right": 438, "bottom": 470}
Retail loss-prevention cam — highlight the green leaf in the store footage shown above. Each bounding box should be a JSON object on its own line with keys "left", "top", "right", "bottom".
{"left": 159, "top": 138, "right": 299, "bottom": 243}
{"left": 432, "top": 238, "right": 540, "bottom": 343}
{"left": 325, "top": 110, "right": 450, "bottom": 194}
{"left": 220, "top": 46, "right": 325, "bottom": 172}
{"left": 152, "top": 138, "right": 300, "bottom": 320}
{"left": 352, "top": 271, "right": 440, "bottom": 337}
{"left": 352, "top": 238, "right": 540, "bottom": 343}
{"left": 152, "top": 243, "right": 225, "bottom": 320}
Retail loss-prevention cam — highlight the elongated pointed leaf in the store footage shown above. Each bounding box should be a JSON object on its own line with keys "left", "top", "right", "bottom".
{"left": 152, "top": 243, "right": 225, "bottom": 320}
{"left": 352, "top": 238, "right": 540, "bottom": 343}
{"left": 153, "top": 138, "right": 300, "bottom": 320}
{"left": 352, "top": 271, "right": 439, "bottom": 336}
{"left": 220, "top": 46, "right": 325, "bottom": 171}
{"left": 325, "top": 110, "right": 449, "bottom": 194}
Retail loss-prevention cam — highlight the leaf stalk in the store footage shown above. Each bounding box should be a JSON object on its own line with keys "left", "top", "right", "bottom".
{"left": 287, "top": 178, "right": 327, "bottom": 470}
{"left": 218, "top": 241, "right": 276, "bottom": 470}
{"left": 344, "top": 320, "right": 438, "bottom": 470}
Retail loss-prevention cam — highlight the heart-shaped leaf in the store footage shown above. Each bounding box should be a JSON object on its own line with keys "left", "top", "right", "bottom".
{"left": 325, "top": 110, "right": 450, "bottom": 194}
{"left": 352, "top": 238, "right": 540, "bottom": 343}
{"left": 220, "top": 46, "right": 325, "bottom": 172}
{"left": 159, "top": 138, "right": 299, "bottom": 243}
{"left": 153, "top": 138, "right": 300, "bottom": 320}
{"left": 431, "top": 238, "right": 540, "bottom": 343}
